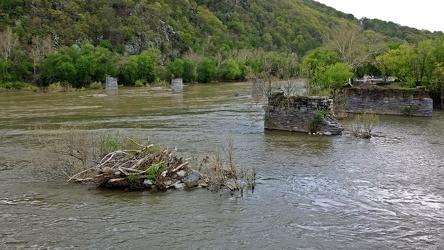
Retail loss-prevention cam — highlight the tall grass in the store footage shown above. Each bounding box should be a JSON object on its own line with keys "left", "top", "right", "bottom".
{"left": 350, "top": 112, "right": 380, "bottom": 139}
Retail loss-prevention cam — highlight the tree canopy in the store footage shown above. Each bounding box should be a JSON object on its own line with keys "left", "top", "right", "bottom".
{"left": 1, "top": 0, "right": 444, "bottom": 92}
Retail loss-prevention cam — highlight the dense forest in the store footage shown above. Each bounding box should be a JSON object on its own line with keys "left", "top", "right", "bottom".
{"left": 1, "top": 0, "right": 444, "bottom": 103}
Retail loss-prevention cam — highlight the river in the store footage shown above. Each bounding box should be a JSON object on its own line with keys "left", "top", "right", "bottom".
{"left": 1, "top": 82, "right": 443, "bottom": 249}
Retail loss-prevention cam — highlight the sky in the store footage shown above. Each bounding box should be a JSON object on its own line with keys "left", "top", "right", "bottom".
{"left": 315, "top": 0, "right": 443, "bottom": 32}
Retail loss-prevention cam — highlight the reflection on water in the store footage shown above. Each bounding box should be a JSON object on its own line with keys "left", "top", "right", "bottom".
{"left": 1, "top": 82, "right": 444, "bottom": 249}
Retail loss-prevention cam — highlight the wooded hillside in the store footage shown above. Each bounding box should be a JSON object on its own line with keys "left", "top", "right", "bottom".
{"left": 1, "top": 0, "right": 443, "bottom": 90}
{"left": 1, "top": 0, "right": 438, "bottom": 58}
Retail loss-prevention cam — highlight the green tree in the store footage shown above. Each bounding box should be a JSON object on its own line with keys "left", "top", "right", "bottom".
{"left": 414, "top": 40, "right": 434, "bottom": 85}
{"left": 166, "top": 58, "right": 185, "bottom": 81}
{"left": 75, "top": 54, "right": 95, "bottom": 85}
{"left": 8, "top": 50, "right": 32, "bottom": 82}
{"left": 89, "top": 45, "right": 117, "bottom": 82}
{"left": 166, "top": 58, "right": 197, "bottom": 83}
{"left": 0, "top": 58, "right": 11, "bottom": 82}
{"left": 302, "top": 47, "right": 339, "bottom": 95}
{"left": 430, "top": 42, "right": 444, "bottom": 65}
{"left": 431, "top": 63, "right": 444, "bottom": 108}
{"left": 137, "top": 49, "right": 161, "bottom": 83}
{"left": 40, "top": 52, "right": 76, "bottom": 86}
{"left": 317, "top": 62, "right": 353, "bottom": 98}
{"left": 40, "top": 44, "right": 118, "bottom": 87}
{"left": 119, "top": 56, "right": 139, "bottom": 86}
{"left": 197, "top": 57, "right": 217, "bottom": 83}
{"left": 219, "top": 58, "right": 242, "bottom": 81}
{"left": 119, "top": 48, "right": 161, "bottom": 85}
{"left": 375, "top": 43, "right": 415, "bottom": 85}
{"left": 98, "top": 40, "right": 113, "bottom": 52}
{"left": 0, "top": 0, "right": 13, "bottom": 14}
{"left": 182, "top": 58, "right": 197, "bottom": 83}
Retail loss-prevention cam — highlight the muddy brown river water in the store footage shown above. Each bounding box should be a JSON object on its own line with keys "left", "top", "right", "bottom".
{"left": 1, "top": 82, "right": 443, "bottom": 249}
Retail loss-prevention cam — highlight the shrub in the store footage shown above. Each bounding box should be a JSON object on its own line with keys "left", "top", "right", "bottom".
{"left": 134, "top": 79, "right": 146, "bottom": 87}
{"left": 308, "top": 109, "right": 330, "bottom": 133}
{"left": 90, "top": 81, "right": 102, "bottom": 89}
{"left": 48, "top": 81, "right": 73, "bottom": 92}
{"left": 219, "top": 59, "right": 242, "bottom": 81}
{"left": 153, "top": 79, "right": 169, "bottom": 87}
{"left": 197, "top": 57, "right": 217, "bottom": 83}
{"left": 350, "top": 112, "right": 379, "bottom": 138}
{"left": 4, "top": 82, "right": 13, "bottom": 89}
{"left": 0, "top": 81, "right": 38, "bottom": 91}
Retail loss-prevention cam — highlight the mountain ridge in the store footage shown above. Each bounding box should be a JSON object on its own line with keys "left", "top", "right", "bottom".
{"left": 0, "top": 0, "right": 439, "bottom": 58}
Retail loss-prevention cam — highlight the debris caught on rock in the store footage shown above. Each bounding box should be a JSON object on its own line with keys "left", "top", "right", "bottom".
{"left": 68, "top": 141, "right": 256, "bottom": 194}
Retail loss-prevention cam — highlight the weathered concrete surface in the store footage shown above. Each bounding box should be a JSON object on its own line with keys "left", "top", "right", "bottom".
{"left": 265, "top": 92, "right": 343, "bottom": 135}
{"left": 341, "top": 87, "right": 433, "bottom": 117}
{"left": 105, "top": 77, "right": 118, "bottom": 91}
{"left": 171, "top": 78, "right": 183, "bottom": 93}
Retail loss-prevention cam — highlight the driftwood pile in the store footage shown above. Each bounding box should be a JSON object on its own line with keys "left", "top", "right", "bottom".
{"left": 70, "top": 144, "right": 201, "bottom": 190}
{"left": 68, "top": 143, "right": 256, "bottom": 193}
{"left": 97, "top": 146, "right": 188, "bottom": 190}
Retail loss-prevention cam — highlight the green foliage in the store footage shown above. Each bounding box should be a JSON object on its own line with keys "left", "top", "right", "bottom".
{"left": 0, "top": 0, "right": 388, "bottom": 66}
{"left": 320, "top": 63, "right": 353, "bottom": 88}
{"left": 350, "top": 112, "right": 380, "bottom": 138}
{"left": 118, "top": 56, "right": 138, "bottom": 86}
{"left": 308, "top": 109, "right": 330, "bottom": 133}
{"left": 0, "top": 51, "right": 32, "bottom": 83}
{"left": 0, "top": 0, "right": 13, "bottom": 14}
{"left": 98, "top": 40, "right": 113, "bottom": 52}
{"left": 166, "top": 58, "right": 197, "bottom": 83}
{"left": 355, "top": 63, "right": 382, "bottom": 78}
{"left": 302, "top": 47, "right": 340, "bottom": 95}
{"left": 0, "top": 81, "right": 36, "bottom": 91}
{"left": 166, "top": 58, "right": 198, "bottom": 83}
{"left": 361, "top": 17, "right": 435, "bottom": 44}
{"left": 137, "top": 49, "right": 161, "bottom": 83}
{"left": 134, "top": 79, "right": 146, "bottom": 87}
{"left": 375, "top": 43, "right": 415, "bottom": 82}
{"left": 316, "top": 62, "right": 353, "bottom": 97}
{"left": 166, "top": 58, "right": 185, "bottom": 81}
{"left": 98, "top": 133, "right": 122, "bottom": 157}
{"left": 128, "top": 173, "right": 141, "bottom": 184}
{"left": 361, "top": 18, "right": 404, "bottom": 39}
{"left": 40, "top": 52, "right": 76, "bottom": 86}
{"left": 47, "top": 82, "right": 73, "bottom": 92}
{"left": 118, "top": 49, "right": 161, "bottom": 86}
{"left": 1, "top": 0, "right": 443, "bottom": 88}
{"left": 197, "top": 57, "right": 217, "bottom": 83}
{"left": 146, "top": 163, "right": 167, "bottom": 181}
{"left": 430, "top": 63, "right": 444, "bottom": 108}
{"left": 40, "top": 44, "right": 117, "bottom": 87}
{"left": 219, "top": 59, "right": 242, "bottom": 81}
{"left": 182, "top": 59, "right": 198, "bottom": 83}
{"left": 89, "top": 81, "right": 102, "bottom": 89}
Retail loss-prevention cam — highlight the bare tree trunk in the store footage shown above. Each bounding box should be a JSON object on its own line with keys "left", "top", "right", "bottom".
{"left": 0, "top": 27, "right": 18, "bottom": 60}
